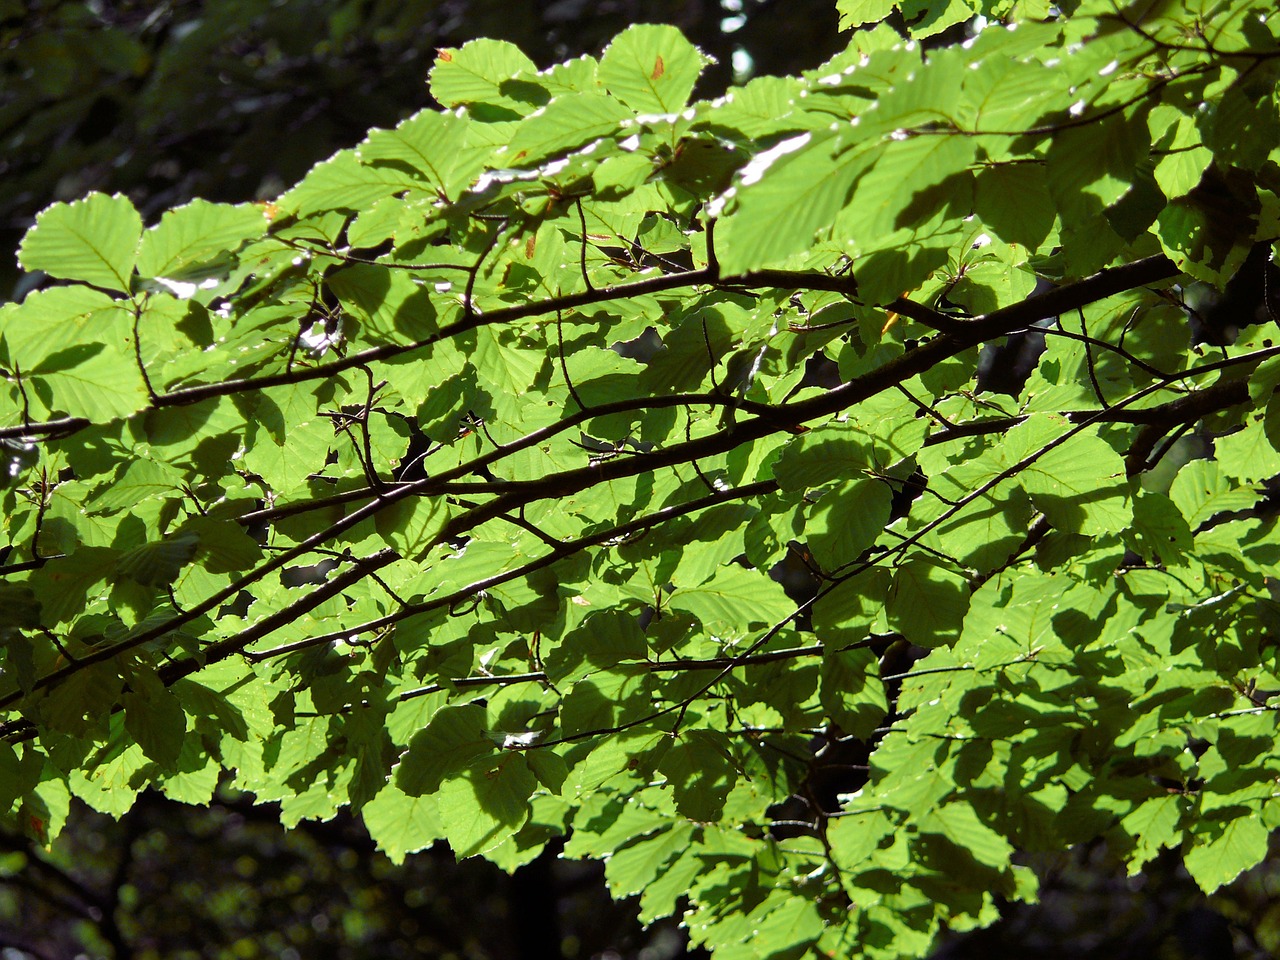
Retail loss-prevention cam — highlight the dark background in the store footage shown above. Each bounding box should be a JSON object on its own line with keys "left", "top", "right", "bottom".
{"left": 1, "top": 2, "right": 1276, "bottom": 958}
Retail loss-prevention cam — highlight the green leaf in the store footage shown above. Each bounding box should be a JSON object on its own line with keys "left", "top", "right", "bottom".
{"left": 87, "top": 459, "right": 183, "bottom": 514}
{"left": 430, "top": 39, "right": 541, "bottom": 117}
{"left": 1126, "top": 491, "right": 1192, "bottom": 567}
{"left": 1047, "top": 113, "right": 1149, "bottom": 228}
{"left": 829, "top": 809, "right": 896, "bottom": 867}
{"left": 975, "top": 163, "right": 1056, "bottom": 250}
{"left": 886, "top": 557, "right": 971, "bottom": 648}
{"left": 0, "top": 583, "right": 41, "bottom": 631}
{"left": 279, "top": 149, "right": 422, "bottom": 217}
{"left": 1, "top": 286, "right": 125, "bottom": 370}
{"left": 821, "top": 648, "right": 888, "bottom": 739}
{"left": 357, "top": 109, "right": 481, "bottom": 200}
{"left": 362, "top": 783, "right": 443, "bottom": 865}
{"left": 136, "top": 200, "right": 266, "bottom": 282}
{"left": 1183, "top": 813, "right": 1269, "bottom": 893}
{"left": 327, "top": 264, "right": 440, "bottom": 344}
{"left": 179, "top": 517, "right": 264, "bottom": 574}
{"left": 658, "top": 730, "right": 737, "bottom": 822}
{"left": 836, "top": 0, "right": 899, "bottom": 30}
{"left": 1120, "top": 795, "right": 1185, "bottom": 874}
{"left": 375, "top": 495, "right": 449, "bottom": 561}
{"left": 1169, "top": 459, "right": 1256, "bottom": 528}
{"left": 18, "top": 192, "right": 142, "bottom": 293}
{"left": 847, "top": 134, "right": 977, "bottom": 239}
{"left": 0, "top": 741, "right": 41, "bottom": 813}
{"left": 667, "top": 565, "right": 794, "bottom": 635}
{"left": 714, "top": 132, "right": 863, "bottom": 275}
{"left": 603, "top": 822, "right": 692, "bottom": 897}
{"left": 122, "top": 669, "right": 187, "bottom": 769}
{"left": 922, "top": 802, "right": 1014, "bottom": 870}
{"left": 395, "top": 704, "right": 492, "bottom": 796}
{"left": 746, "top": 893, "right": 824, "bottom": 957}
{"left": 507, "top": 92, "right": 635, "bottom": 166}
{"left": 598, "top": 24, "right": 708, "bottom": 114}
{"left": 36, "top": 663, "right": 123, "bottom": 737}
{"left": 805, "top": 479, "right": 893, "bottom": 570}
{"left": 1, "top": 287, "right": 149, "bottom": 420}
{"left": 1007, "top": 418, "right": 1131, "bottom": 534}
{"left": 115, "top": 535, "right": 199, "bottom": 587}
{"left": 436, "top": 753, "right": 537, "bottom": 859}
{"left": 1214, "top": 416, "right": 1280, "bottom": 484}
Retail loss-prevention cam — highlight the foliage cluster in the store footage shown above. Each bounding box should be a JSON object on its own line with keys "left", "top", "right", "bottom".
{"left": 0, "top": 0, "right": 842, "bottom": 293}
{"left": 3, "top": 1, "right": 1280, "bottom": 956}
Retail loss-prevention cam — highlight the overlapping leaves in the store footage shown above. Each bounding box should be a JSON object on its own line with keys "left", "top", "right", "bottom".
{"left": 3, "top": 5, "right": 1280, "bottom": 960}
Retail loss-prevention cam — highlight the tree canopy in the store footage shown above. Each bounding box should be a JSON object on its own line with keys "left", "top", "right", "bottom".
{"left": 3, "top": 1, "right": 1280, "bottom": 957}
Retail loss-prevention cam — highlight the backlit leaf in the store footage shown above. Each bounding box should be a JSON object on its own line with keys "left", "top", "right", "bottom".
{"left": 19, "top": 192, "right": 142, "bottom": 292}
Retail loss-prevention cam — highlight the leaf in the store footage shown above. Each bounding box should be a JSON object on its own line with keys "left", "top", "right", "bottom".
{"left": 922, "top": 802, "right": 1014, "bottom": 870}
{"left": 135, "top": 200, "right": 266, "bottom": 281}
{"left": 395, "top": 703, "right": 492, "bottom": 796}
{"left": 829, "top": 809, "right": 896, "bottom": 867}
{"left": 847, "top": 134, "right": 977, "bottom": 240}
{"left": 0, "top": 286, "right": 124, "bottom": 370}
{"left": 363, "top": 783, "right": 443, "bottom": 865}
{"left": 36, "top": 663, "right": 122, "bottom": 737}
{"left": 1214, "top": 416, "right": 1280, "bottom": 484}
{"left": 430, "top": 39, "right": 540, "bottom": 117}
{"left": 435, "top": 753, "right": 537, "bottom": 859}
{"left": 18, "top": 192, "right": 142, "bottom": 292}
{"left": 773, "top": 393, "right": 925, "bottom": 490}
{"left": 178, "top": 517, "right": 263, "bottom": 574}
{"left": 115, "top": 535, "right": 199, "bottom": 587}
{"left": 667, "top": 565, "right": 794, "bottom": 635}
{"left": 0, "top": 583, "right": 41, "bottom": 631}
{"left": 327, "top": 264, "right": 440, "bottom": 343}
{"left": 0, "top": 741, "right": 41, "bottom": 812}
{"left": 1248, "top": 354, "right": 1280, "bottom": 406}
{"left": 975, "top": 163, "right": 1056, "bottom": 250}
{"left": 886, "top": 556, "right": 971, "bottom": 648}
{"left": 714, "top": 132, "right": 864, "bottom": 275}
{"left": 773, "top": 418, "right": 874, "bottom": 490}
{"left": 471, "top": 327, "right": 544, "bottom": 402}
{"left": 658, "top": 730, "right": 737, "bottom": 822}
{"left": 1047, "top": 113, "right": 1149, "bottom": 227}
{"left": 598, "top": 24, "right": 708, "bottom": 114}
{"left": 357, "top": 109, "right": 481, "bottom": 199}
{"left": 836, "top": 0, "right": 899, "bottom": 30}
{"left": 1183, "top": 814, "right": 1269, "bottom": 893}
{"left": 87, "top": 459, "right": 183, "bottom": 514}
{"left": 375, "top": 495, "right": 449, "bottom": 561}
{"left": 1169, "top": 459, "right": 1256, "bottom": 528}
{"left": 1006, "top": 419, "right": 1131, "bottom": 534}
{"left": 279, "top": 149, "right": 423, "bottom": 217}
{"left": 821, "top": 648, "right": 888, "bottom": 739}
{"left": 805, "top": 479, "right": 893, "bottom": 570}
{"left": 603, "top": 823, "right": 692, "bottom": 897}
{"left": 1, "top": 287, "right": 149, "bottom": 420}
{"left": 507, "top": 92, "right": 635, "bottom": 166}
{"left": 745, "top": 893, "right": 824, "bottom": 957}
{"left": 1120, "top": 795, "right": 1184, "bottom": 874}
{"left": 1126, "top": 492, "right": 1192, "bottom": 568}
{"left": 122, "top": 669, "right": 187, "bottom": 769}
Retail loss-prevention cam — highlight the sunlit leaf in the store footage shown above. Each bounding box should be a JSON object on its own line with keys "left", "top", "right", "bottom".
{"left": 598, "top": 24, "right": 709, "bottom": 115}
{"left": 18, "top": 192, "right": 142, "bottom": 292}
